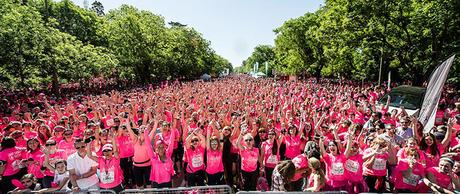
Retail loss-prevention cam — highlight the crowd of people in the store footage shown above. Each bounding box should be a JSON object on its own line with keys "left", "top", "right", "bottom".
{"left": 0, "top": 75, "right": 460, "bottom": 194}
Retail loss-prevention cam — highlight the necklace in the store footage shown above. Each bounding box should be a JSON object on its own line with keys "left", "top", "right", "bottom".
{"left": 103, "top": 157, "right": 113, "bottom": 178}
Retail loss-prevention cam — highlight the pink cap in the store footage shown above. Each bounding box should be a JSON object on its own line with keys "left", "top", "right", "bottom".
{"left": 102, "top": 144, "right": 113, "bottom": 151}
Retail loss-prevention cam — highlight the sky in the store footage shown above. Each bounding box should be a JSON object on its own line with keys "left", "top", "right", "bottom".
{"left": 72, "top": 0, "right": 323, "bottom": 67}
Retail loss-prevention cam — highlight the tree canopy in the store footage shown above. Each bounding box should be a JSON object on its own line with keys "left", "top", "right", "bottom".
{"left": 241, "top": 0, "right": 460, "bottom": 86}
{"left": 0, "top": 0, "right": 231, "bottom": 90}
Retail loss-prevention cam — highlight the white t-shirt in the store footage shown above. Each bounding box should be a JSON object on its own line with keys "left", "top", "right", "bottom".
{"left": 67, "top": 152, "right": 99, "bottom": 190}
{"left": 54, "top": 171, "right": 70, "bottom": 191}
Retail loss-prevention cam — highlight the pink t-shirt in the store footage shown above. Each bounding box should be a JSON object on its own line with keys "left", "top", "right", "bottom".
{"left": 206, "top": 149, "right": 224, "bottom": 174}
{"left": 363, "top": 148, "right": 389, "bottom": 176}
{"left": 261, "top": 141, "right": 279, "bottom": 168}
{"left": 426, "top": 167, "right": 456, "bottom": 190}
{"left": 26, "top": 150, "right": 44, "bottom": 178}
{"left": 16, "top": 139, "right": 27, "bottom": 149}
{"left": 393, "top": 159, "right": 425, "bottom": 191}
{"left": 40, "top": 149, "right": 65, "bottom": 176}
{"left": 116, "top": 136, "right": 134, "bottom": 158}
{"left": 156, "top": 129, "right": 179, "bottom": 149}
{"left": 284, "top": 136, "right": 301, "bottom": 159}
{"left": 345, "top": 154, "right": 363, "bottom": 182}
{"left": 58, "top": 139, "right": 76, "bottom": 158}
{"left": 397, "top": 148, "right": 426, "bottom": 166}
{"left": 98, "top": 156, "right": 123, "bottom": 189}
{"left": 185, "top": 146, "right": 205, "bottom": 173}
{"left": 291, "top": 154, "right": 309, "bottom": 181}
{"left": 323, "top": 153, "right": 347, "bottom": 187}
{"left": 0, "top": 147, "right": 26, "bottom": 176}
{"left": 240, "top": 148, "right": 259, "bottom": 172}
{"left": 133, "top": 142, "right": 151, "bottom": 167}
{"left": 144, "top": 127, "right": 175, "bottom": 184}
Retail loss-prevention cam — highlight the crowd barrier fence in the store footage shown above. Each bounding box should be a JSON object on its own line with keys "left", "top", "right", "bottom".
{"left": 236, "top": 191, "right": 348, "bottom": 194}
{"left": 120, "top": 185, "right": 232, "bottom": 194}
{"left": 7, "top": 189, "right": 116, "bottom": 194}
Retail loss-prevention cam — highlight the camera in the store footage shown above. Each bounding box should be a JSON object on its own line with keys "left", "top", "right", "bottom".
{"left": 84, "top": 136, "right": 96, "bottom": 143}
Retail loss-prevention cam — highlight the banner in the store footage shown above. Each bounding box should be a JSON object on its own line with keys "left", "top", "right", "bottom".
{"left": 418, "top": 55, "right": 455, "bottom": 133}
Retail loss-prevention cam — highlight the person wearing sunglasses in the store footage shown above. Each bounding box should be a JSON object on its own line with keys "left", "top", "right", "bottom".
{"left": 58, "top": 129, "right": 76, "bottom": 158}
{"left": 86, "top": 132, "right": 124, "bottom": 193}
{"left": 236, "top": 129, "right": 260, "bottom": 191}
{"left": 10, "top": 130, "right": 27, "bottom": 149}
{"left": 184, "top": 128, "right": 206, "bottom": 187}
{"left": 67, "top": 138, "right": 99, "bottom": 193}
{"left": 144, "top": 119, "right": 176, "bottom": 188}
{"left": 41, "top": 140, "right": 65, "bottom": 188}
{"left": 259, "top": 129, "right": 281, "bottom": 188}
{"left": 49, "top": 126, "right": 65, "bottom": 146}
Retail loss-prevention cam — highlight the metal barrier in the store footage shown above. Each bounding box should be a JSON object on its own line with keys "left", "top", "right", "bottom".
{"left": 120, "top": 185, "right": 232, "bottom": 194}
{"left": 236, "top": 191, "right": 348, "bottom": 194}
{"left": 8, "top": 189, "right": 116, "bottom": 194}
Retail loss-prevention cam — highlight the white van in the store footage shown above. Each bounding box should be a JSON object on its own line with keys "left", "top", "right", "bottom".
{"left": 377, "top": 85, "right": 426, "bottom": 116}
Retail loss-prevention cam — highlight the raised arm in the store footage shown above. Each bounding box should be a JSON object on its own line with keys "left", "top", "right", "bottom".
{"left": 86, "top": 141, "right": 98, "bottom": 162}
{"left": 441, "top": 118, "right": 454, "bottom": 149}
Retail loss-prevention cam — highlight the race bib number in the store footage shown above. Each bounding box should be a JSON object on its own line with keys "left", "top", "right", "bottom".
{"left": 100, "top": 171, "right": 115, "bottom": 184}
{"left": 192, "top": 155, "right": 203, "bottom": 168}
{"left": 331, "top": 162, "right": 344, "bottom": 175}
{"left": 266, "top": 155, "right": 278, "bottom": 164}
{"left": 372, "top": 158, "right": 386, "bottom": 171}
{"left": 402, "top": 173, "right": 420, "bottom": 186}
{"left": 345, "top": 160, "right": 359, "bottom": 173}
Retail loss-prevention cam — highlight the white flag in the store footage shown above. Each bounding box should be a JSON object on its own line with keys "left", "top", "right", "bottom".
{"left": 419, "top": 55, "right": 455, "bottom": 133}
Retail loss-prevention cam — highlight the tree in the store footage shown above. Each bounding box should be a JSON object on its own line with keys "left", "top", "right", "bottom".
{"left": 90, "top": 0, "right": 104, "bottom": 16}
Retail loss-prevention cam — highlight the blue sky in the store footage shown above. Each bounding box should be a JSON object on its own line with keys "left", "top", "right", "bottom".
{"left": 73, "top": 0, "right": 323, "bottom": 67}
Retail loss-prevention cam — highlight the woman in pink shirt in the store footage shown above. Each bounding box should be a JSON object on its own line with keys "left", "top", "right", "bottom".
{"left": 87, "top": 134, "right": 124, "bottom": 193}
{"left": 205, "top": 130, "right": 224, "bottom": 185}
{"left": 40, "top": 139, "right": 65, "bottom": 188}
{"left": 344, "top": 129, "right": 367, "bottom": 194}
{"left": 184, "top": 130, "right": 206, "bottom": 186}
{"left": 424, "top": 157, "right": 460, "bottom": 193}
{"left": 397, "top": 138, "right": 426, "bottom": 167}
{"left": 144, "top": 120, "right": 175, "bottom": 188}
{"left": 126, "top": 122, "right": 151, "bottom": 188}
{"left": 116, "top": 125, "right": 134, "bottom": 189}
{"left": 362, "top": 137, "right": 397, "bottom": 192}
{"left": 318, "top": 134, "right": 348, "bottom": 191}
{"left": 282, "top": 125, "right": 302, "bottom": 160}
{"left": 58, "top": 129, "right": 76, "bottom": 158}
{"left": 25, "top": 138, "right": 44, "bottom": 185}
{"left": 236, "top": 132, "right": 260, "bottom": 191}
{"left": 0, "top": 137, "right": 28, "bottom": 193}
{"left": 392, "top": 149, "right": 425, "bottom": 193}
{"left": 259, "top": 129, "right": 280, "bottom": 188}
{"left": 37, "top": 124, "right": 51, "bottom": 145}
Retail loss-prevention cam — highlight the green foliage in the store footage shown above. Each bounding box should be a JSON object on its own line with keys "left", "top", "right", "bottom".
{"left": 255, "top": 0, "right": 460, "bottom": 85}
{"left": 0, "top": 0, "right": 229, "bottom": 89}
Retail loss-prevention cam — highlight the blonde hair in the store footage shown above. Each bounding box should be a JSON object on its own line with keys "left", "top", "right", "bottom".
{"left": 308, "top": 158, "right": 325, "bottom": 186}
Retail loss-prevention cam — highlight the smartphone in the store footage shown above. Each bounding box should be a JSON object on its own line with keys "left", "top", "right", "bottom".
{"left": 84, "top": 136, "right": 96, "bottom": 143}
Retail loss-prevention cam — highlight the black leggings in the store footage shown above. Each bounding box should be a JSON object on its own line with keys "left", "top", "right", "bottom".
{"left": 241, "top": 170, "right": 258, "bottom": 191}
{"left": 152, "top": 181, "right": 172, "bottom": 188}
{"left": 132, "top": 165, "right": 151, "bottom": 187}
{"left": 187, "top": 170, "right": 206, "bottom": 186}
{"left": 120, "top": 156, "right": 134, "bottom": 186}
{"left": 264, "top": 167, "right": 274, "bottom": 188}
{"left": 364, "top": 175, "right": 386, "bottom": 192}
{"left": 207, "top": 172, "right": 224, "bottom": 185}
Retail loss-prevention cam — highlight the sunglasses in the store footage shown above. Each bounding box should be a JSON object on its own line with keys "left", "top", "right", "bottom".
{"left": 268, "top": 133, "right": 276, "bottom": 136}
{"left": 259, "top": 131, "right": 266, "bottom": 134}
{"left": 191, "top": 139, "right": 199, "bottom": 143}
{"left": 102, "top": 150, "right": 112, "bottom": 152}
{"left": 245, "top": 138, "right": 253, "bottom": 142}
{"left": 45, "top": 143, "right": 56, "bottom": 146}
{"left": 64, "top": 133, "right": 72, "bottom": 136}
{"left": 75, "top": 145, "right": 86, "bottom": 149}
